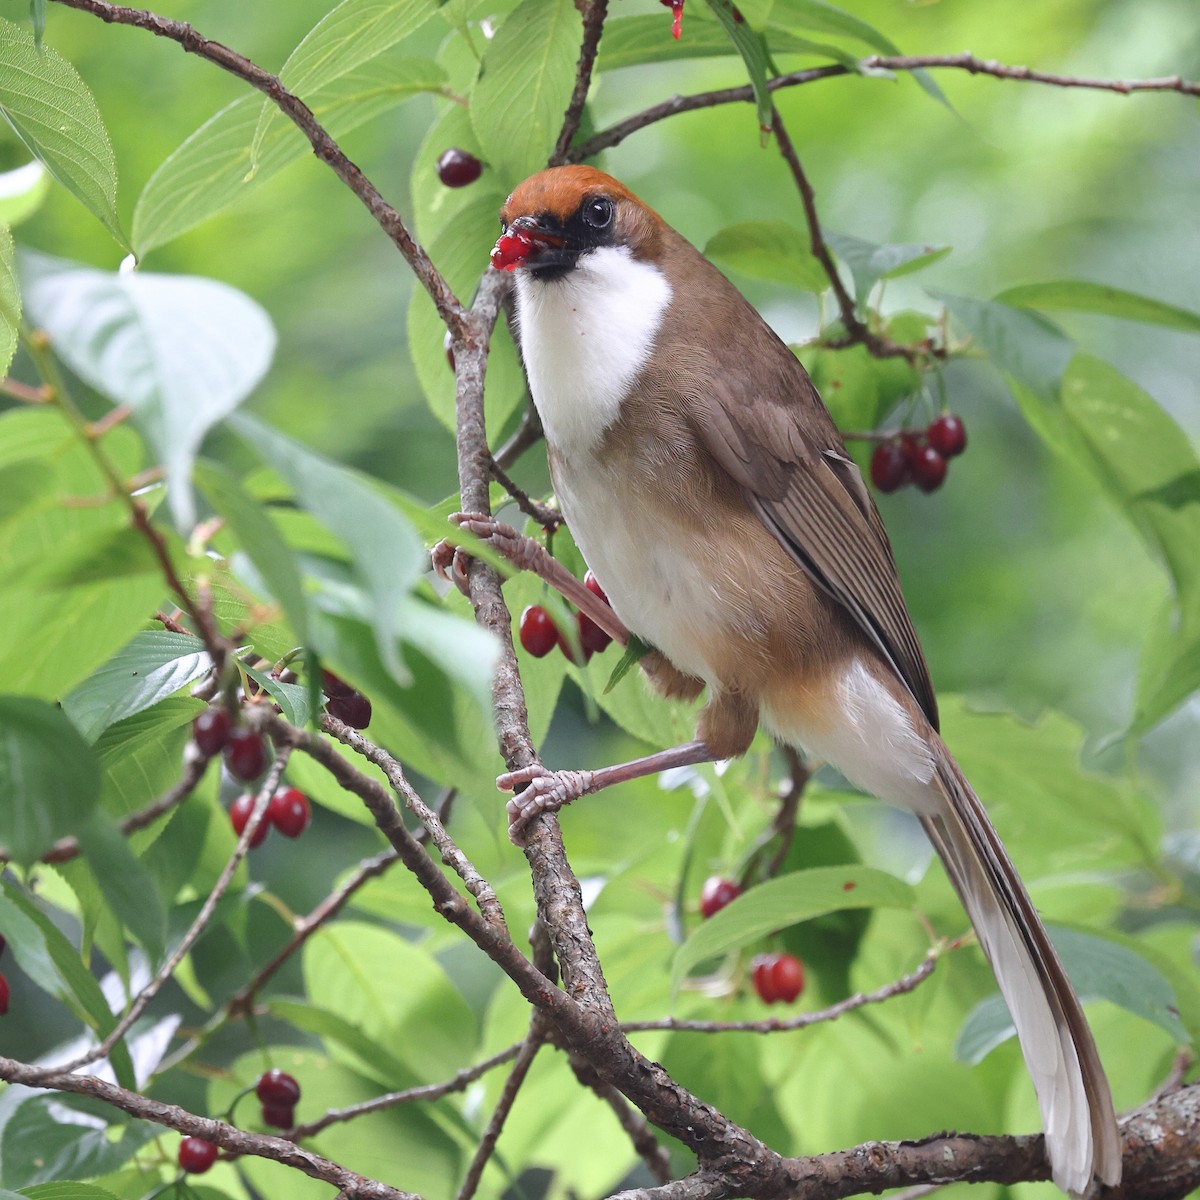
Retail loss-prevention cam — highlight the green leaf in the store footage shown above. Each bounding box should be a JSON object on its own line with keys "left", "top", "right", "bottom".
{"left": 21, "top": 1183, "right": 123, "bottom": 1199}
{"left": 133, "top": 57, "right": 447, "bottom": 256}
{"left": 933, "top": 290, "right": 1073, "bottom": 401}
{"left": 797, "top": 342, "right": 918, "bottom": 433}
{"left": 21, "top": 251, "right": 275, "bottom": 529}
{"left": 0, "top": 17, "right": 127, "bottom": 247}
{"left": 825, "top": 231, "right": 949, "bottom": 305}
{"left": 194, "top": 459, "right": 310, "bottom": 645}
{"left": 75, "top": 809, "right": 167, "bottom": 965}
{"left": 672, "top": 865, "right": 915, "bottom": 992}
{"left": 0, "top": 879, "right": 135, "bottom": 1086}
{"left": 62, "top": 630, "right": 210, "bottom": 743}
{"left": 703, "top": 0, "right": 774, "bottom": 134}
{"left": 0, "top": 160, "right": 49, "bottom": 226}
{"left": 956, "top": 926, "right": 1187, "bottom": 1064}
{"left": 995, "top": 280, "right": 1200, "bottom": 334}
{"left": 0, "top": 695, "right": 101, "bottom": 864}
{"left": 704, "top": 220, "right": 827, "bottom": 290}
{"left": 469, "top": 0, "right": 581, "bottom": 182}
{"left": 229, "top": 414, "right": 426, "bottom": 687}
{"left": 0, "top": 1095, "right": 154, "bottom": 1189}
{"left": 249, "top": 0, "right": 440, "bottom": 167}
{"left": 0, "top": 222, "right": 18, "bottom": 376}
{"left": 240, "top": 659, "right": 313, "bottom": 727}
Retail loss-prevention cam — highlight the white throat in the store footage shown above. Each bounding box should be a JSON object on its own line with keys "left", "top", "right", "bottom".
{"left": 513, "top": 245, "right": 672, "bottom": 458}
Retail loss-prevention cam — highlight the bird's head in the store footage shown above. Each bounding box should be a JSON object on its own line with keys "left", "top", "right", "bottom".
{"left": 491, "top": 166, "right": 662, "bottom": 280}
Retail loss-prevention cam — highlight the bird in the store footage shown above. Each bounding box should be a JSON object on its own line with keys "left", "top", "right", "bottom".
{"left": 486, "top": 163, "right": 1121, "bottom": 1195}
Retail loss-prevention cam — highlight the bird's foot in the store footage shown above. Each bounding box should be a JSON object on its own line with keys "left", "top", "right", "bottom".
{"left": 430, "top": 538, "right": 472, "bottom": 597}
{"left": 499, "top": 763, "right": 597, "bottom": 844}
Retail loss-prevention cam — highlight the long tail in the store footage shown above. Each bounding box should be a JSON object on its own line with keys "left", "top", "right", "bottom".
{"left": 923, "top": 736, "right": 1122, "bottom": 1196}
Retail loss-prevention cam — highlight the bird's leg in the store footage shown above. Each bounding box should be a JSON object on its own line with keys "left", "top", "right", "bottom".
{"left": 500, "top": 739, "right": 714, "bottom": 844}
{"left": 433, "top": 513, "right": 630, "bottom": 646}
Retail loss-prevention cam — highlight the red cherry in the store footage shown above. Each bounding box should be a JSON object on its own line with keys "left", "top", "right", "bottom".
{"left": 268, "top": 788, "right": 311, "bottom": 838}
{"left": 321, "top": 669, "right": 354, "bottom": 699}
{"left": 327, "top": 690, "right": 372, "bottom": 729}
{"left": 193, "top": 708, "right": 232, "bottom": 757}
{"left": 752, "top": 953, "right": 805, "bottom": 1004}
{"left": 229, "top": 794, "right": 269, "bottom": 848}
{"left": 491, "top": 228, "right": 534, "bottom": 272}
{"left": 0, "top": 970, "right": 9, "bottom": 1015}
{"left": 578, "top": 610, "right": 612, "bottom": 655}
{"left": 256, "top": 1068, "right": 302, "bottom": 1107}
{"left": 699, "top": 876, "right": 741, "bottom": 918}
{"left": 224, "top": 729, "right": 267, "bottom": 782}
{"left": 178, "top": 1136, "right": 219, "bottom": 1174}
{"left": 584, "top": 569, "right": 608, "bottom": 604}
{"left": 435, "top": 147, "right": 483, "bottom": 188}
{"left": 556, "top": 624, "right": 592, "bottom": 665}
{"left": 927, "top": 413, "right": 967, "bottom": 458}
{"left": 910, "top": 445, "right": 948, "bottom": 492}
{"left": 519, "top": 606, "right": 557, "bottom": 658}
{"left": 261, "top": 1103, "right": 296, "bottom": 1129}
{"left": 870, "top": 441, "right": 909, "bottom": 493}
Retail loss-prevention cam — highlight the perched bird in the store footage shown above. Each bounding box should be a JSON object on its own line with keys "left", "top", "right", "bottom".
{"left": 489, "top": 164, "right": 1120, "bottom": 1195}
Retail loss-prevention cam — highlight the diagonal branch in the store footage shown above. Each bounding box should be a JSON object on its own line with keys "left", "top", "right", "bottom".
{"left": 50, "top": 0, "right": 467, "bottom": 335}
{"left": 552, "top": 0, "right": 609, "bottom": 164}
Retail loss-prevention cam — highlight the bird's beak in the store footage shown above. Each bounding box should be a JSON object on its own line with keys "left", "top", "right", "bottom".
{"left": 491, "top": 215, "right": 569, "bottom": 272}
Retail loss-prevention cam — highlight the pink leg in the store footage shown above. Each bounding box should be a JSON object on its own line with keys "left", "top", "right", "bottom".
{"left": 500, "top": 740, "right": 713, "bottom": 843}
{"left": 446, "top": 514, "right": 630, "bottom": 646}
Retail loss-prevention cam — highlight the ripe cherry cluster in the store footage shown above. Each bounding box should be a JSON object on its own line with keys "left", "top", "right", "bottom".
{"left": 177, "top": 1071, "right": 302, "bottom": 1174}
{"left": 518, "top": 571, "right": 613, "bottom": 664}
{"left": 869, "top": 413, "right": 967, "bottom": 494}
{"left": 228, "top": 786, "right": 312, "bottom": 848}
{"left": 698, "top": 877, "right": 807, "bottom": 1006}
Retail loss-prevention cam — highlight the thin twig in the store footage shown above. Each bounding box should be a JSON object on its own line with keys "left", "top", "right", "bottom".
{"left": 552, "top": 0, "right": 609, "bottom": 164}
{"left": 456, "top": 1031, "right": 544, "bottom": 1200}
{"left": 320, "top": 716, "right": 506, "bottom": 929}
{"left": 492, "top": 403, "right": 545, "bottom": 470}
{"left": 763, "top": 748, "right": 809, "bottom": 880}
{"left": 286, "top": 1041, "right": 527, "bottom": 1140}
{"left": 488, "top": 456, "right": 562, "bottom": 530}
{"left": 620, "top": 953, "right": 937, "bottom": 1033}
{"left": 51, "top": 0, "right": 466, "bottom": 335}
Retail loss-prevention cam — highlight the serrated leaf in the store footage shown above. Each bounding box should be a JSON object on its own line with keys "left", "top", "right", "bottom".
{"left": 0, "top": 221, "right": 17, "bottom": 376}
{"left": 703, "top": 0, "right": 774, "bottom": 134}
{"left": 672, "top": 865, "right": 915, "bottom": 992}
{"left": 133, "top": 57, "right": 447, "bottom": 256}
{"left": 825, "top": 230, "right": 949, "bottom": 305}
{"left": 240, "top": 659, "right": 313, "bottom": 727}
{"left": 0, "top": 695, "right": 100, "bottom": 864}
{"left": 249, "top": 0, "right": 439, "bottom": 167}
{"left": 470, "top": 0, "right": 581, "bottom": 181}
{"left": 0, "top": 880, "right": 135, "bottom": 1086}
{"left": 705, "top": 220, "right": 827, "bottom": 290}
{"left": 956, "top": 926, "right": 1187, "bottom": 1064}
{"left": 75, "top": 810, "right": 167, "bottom": 965}
{"left": 229, "top": 414, "right": 425, "bottom": 685}
{"left": 22, "top": 1179, "right": 123, "bottom": 1198}
{"left": 21, "top": 250, "right": 275, "bottom": 529}
{"left": 0, "top": 1095, "right": 154, "bottom": 1189}
{"left": 933, "top": 290, "right": 1073, "bottom": 402}
{"left": 62, "top": 630, "right": 210, "bottom": 743}
{"left": 0, "top": 17, "right": 127, "bottom": 247}
{"left": 195, "top": 459, "right": 309, "bottom": 644}
{"left": 995, "top": 280, "right": 1200, "bottom": 334}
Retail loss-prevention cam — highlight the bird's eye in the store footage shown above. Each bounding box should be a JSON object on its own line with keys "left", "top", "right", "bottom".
{"left": 582, "top": 196, "right": 613, "bottom": 230}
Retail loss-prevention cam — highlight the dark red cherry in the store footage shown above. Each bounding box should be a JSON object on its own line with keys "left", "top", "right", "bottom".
{"left": 436, "top": 147, "right": 483, "bottom": 188}
{"left": 229, "top": 793, "right": 269, "bottom": 848}
{"left": 751, "top": 952, "right": 805, "bottom": 1004}
{"left": 256, "top": 1068, "right": 302, "bottom": 1107}
{"left": 870, "top": 441, "right": 909, "bottom": 492}
{"left": 268, "top": 788, "right": 311, "bottom": 838}
{"left": 699, "top": 876, "right": 741, "bottom": 918}
{"left": 192, "top": 708, "right": 232, "bottom": 757}
{"left": 178, "top": 1137, "right": 219, "bottom": 1174}
{"left": 224, "top": 729, "right": 267, "bottom": 782}
{"left": 910, "top": 445, "right": 948, "bottom": 492}
{"left": 927, "top": 413, "right": 967, "bottom": 457}
{"left": 519, "top": 606, "right": 557, "bottom": 657}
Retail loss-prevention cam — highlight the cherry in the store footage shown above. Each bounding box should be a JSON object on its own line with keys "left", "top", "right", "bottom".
{"left": 0, "top": 970, "right": 9, "bottom": 1015}
{"left": 910, "top": 444, "right": 948, "bottom": 492}
{"left": 178, "top": 1136, "right": 219, "bottom": 1174}
{"left": 751, "top": 952, "right": 805, "bottom": 1004}
{"left": 256, "top": 1068, "right": 302, "bottom": 1107}
{"left": 321, "top": 669, "right": 354, "bottom": 699}
{"left": 225, "top": 729, "right": 267, "bottom": 782}
{"left": 519, "top": 605, "right": 558, "bottom": 658}
{"left": 491, "top": 228, "right": 534, "bottom": 272}
{"left": 329, "top": 690, "right": 372, "bottom": 728}
{"left": 584, "top": 569, "right": 608, "bottom": 604}
{"left": 268, "top": 788, "right": 311, "bottom": 838}
{"left": 556, "top": 624, "right": 592, "bottom": 665}
{"left": 192, "top": 708, "right": 232, "bottom": 757}
{"left": 261, "top": 1103, "right": 296, "bottom": 1129}
{"left": 699, "top": 876, "right": 741, "bottom": 918}
{"left": 870, "top": 441, "right": 909, "bottom": 493}
{"left": 927, "top": 413, "right": 967, "bottom": 457}
{"left": 436, "top": 147, "right": 483, "bottom": 188}
{"left": 577, "top": 611, "right": 611, "bottom": 655}
{"left": 229, "top": 793, "right": 269, "bottom": 848}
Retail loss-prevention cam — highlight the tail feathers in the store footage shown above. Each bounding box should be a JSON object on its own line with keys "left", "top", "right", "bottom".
{"left": 924, "top": 740, "right": 1122, "bottom": 1196}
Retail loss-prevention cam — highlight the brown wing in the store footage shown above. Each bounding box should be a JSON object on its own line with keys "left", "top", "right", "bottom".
{"left": 687, "top": 319, "right": 939, "bottom": 730}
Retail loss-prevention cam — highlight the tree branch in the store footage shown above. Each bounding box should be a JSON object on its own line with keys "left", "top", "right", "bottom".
{"left": 552, "top": 0, "right": 609, "bottom": 164}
